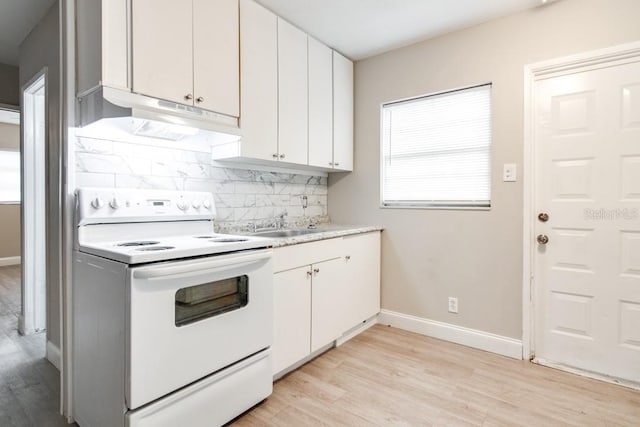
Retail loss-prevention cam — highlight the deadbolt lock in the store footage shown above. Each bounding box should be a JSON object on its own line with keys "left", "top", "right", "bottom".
{"left": 538, "top": 213, "right": 549, "bottom": 222}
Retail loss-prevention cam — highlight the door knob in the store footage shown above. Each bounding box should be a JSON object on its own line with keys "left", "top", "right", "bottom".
{"left": 537, "top": 234, "right": 549, "bottom": 245}
{"left": 538, "top": 213, "right": 549, "bottom": 222}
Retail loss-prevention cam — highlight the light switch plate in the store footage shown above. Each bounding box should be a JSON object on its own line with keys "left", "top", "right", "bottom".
{"left": 503, "top": 163, "right": 517, "bottom": 182}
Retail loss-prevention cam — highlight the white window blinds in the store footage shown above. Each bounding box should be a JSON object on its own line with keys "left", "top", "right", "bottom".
{"left": 381, "top": 84, "right": 492, "bottom": 208}
{"left": 0, "top": 150, "right": 20, "bottom": 203}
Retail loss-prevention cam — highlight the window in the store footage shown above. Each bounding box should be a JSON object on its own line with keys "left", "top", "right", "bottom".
{"left": 381, "top": 84, "right": 491, "bottom": 209}
{"left": 0, "top": 150, "right": 21, "bottom": 203}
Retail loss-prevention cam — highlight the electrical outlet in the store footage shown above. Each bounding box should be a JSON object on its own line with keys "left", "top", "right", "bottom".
{"left": 448, "top": 297, "right": 459, "bottom": 314}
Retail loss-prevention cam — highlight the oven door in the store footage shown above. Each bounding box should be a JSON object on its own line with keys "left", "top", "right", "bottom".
{"left": 126, "top": 249, "right": 272, "bottom": 409}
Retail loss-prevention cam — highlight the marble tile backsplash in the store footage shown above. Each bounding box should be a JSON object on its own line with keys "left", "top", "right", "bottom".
{"left": 74, "top": 135, "right": 329, "bottom": 232}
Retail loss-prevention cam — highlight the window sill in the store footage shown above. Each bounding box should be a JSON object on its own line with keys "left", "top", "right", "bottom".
{"left": 380, "top": 203, "right": 491, "bottom": 211}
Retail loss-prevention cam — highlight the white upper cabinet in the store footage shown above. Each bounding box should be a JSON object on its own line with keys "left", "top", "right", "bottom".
{"left": 193, "top": 0, "right": 240, "bottom": 117}
{"left": 132, "top": 0, "right": 193, "bottom": 106}
{"left": 308, "top": 37, "right": 333, "bottom": 169}
{"left": 277, "top": 18, "right": 309, "bottom": 165}
{"left": 132, "top": 0, "right": 240, "bottom": 117}
{"left": 333, "top": 51, "right": 354, "bottom": 171}
{"left": 239, "top": 0, "right": 279, "bottom": 161}
{"left": 213, "top": 0, "right": 354, "bottom": 172}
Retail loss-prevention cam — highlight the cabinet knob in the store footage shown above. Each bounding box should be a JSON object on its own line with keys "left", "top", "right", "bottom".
{"left": 329, "top": 162, "right": 334, "bottom": 166}
{"left": 313, "top": 268, "right": 320, "bottom": 275}
{"left": 345, "top": 255, "right": 351, "bottom": 261}
{"left": 334, "top": 162, "right": 340, "bottom": 166}
{"left": 279, "top": 154, "right": 285, "bottom": 159}
{"left": 184, "top": 93, "right": 193, "bottom": 100}
{"left": 306, "top": 270, "right": 312, "bottom": 279}
{"left": 272, "top": 153, "right": 278, "bottom": 159}
{"left": 196, "top": 96, "right": 204, "bottom": 103}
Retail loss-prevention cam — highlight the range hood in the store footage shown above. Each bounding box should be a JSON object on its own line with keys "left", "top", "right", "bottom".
{"left": 77, "top": 86, "right": 242, "bottom": 144}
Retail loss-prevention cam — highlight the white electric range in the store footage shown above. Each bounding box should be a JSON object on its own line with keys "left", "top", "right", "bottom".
{"left": 72, "top": 188, "right": 274, "bottom": 427}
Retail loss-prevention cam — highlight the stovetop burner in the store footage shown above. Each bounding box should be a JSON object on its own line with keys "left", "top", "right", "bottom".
{"left": 136, "top": 246, "right": 175, "bottom": 251}
{"left": 117, "top": 241, "right": 160, "bottom": 247}
{"left": 209, "top": 238, "right": 249, "bottom": 243}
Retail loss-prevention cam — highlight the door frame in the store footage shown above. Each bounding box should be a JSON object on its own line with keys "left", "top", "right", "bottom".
{"left": 522, "top": 40, "right": 640, "bottom": 361}
{"left": 19, "top": 68, "right": 48, "bottom": 336}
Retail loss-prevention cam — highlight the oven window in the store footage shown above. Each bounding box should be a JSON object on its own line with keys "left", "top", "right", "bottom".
{"left": 175, "top": 276, "right": 248, "bottom": 327}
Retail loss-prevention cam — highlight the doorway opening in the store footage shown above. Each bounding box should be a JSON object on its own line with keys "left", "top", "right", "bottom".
{"left": 20, "top": 71, "right": 47, "bottom": 336}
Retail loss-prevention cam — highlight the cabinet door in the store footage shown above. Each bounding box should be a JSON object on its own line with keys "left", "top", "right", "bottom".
{"left": 308, "top": 37, "right": 333, "bottom": 169}
{"left": 332, "top": 51, "right": 354, "bottom": 171}
{"left": 311, "top": 257, "right": 347, "bottom": 352}
{"left": 239, "top": 0, "right": 278, "bottom": 160}
{"left": 273, "top": 266, "right": 311, "bottom": 375}
{"left": 132, "top": 0, "right": 193, "bottom": 105}
{"left": 343, "top": 232, "right": 381, "bottom": 329}
{"left": 193, "top": 0, "right": 239, "bottom": 117}
{"left": 277, "top": 18, "right": 308, "bottom": 165}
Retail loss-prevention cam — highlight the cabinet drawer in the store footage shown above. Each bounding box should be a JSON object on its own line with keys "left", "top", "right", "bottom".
{"left": 273, "top": 237, "right": 343, "bottom": 273}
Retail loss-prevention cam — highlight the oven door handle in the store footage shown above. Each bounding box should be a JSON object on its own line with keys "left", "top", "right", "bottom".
{"left": 132, "top": 249, "right": 272, "bottom": 280}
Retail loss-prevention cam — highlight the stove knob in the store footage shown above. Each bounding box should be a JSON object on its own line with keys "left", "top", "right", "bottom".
{"left": 176, "top": 200, "right": 189, "bottom": 211}
{"left": 90, "top": 197, "right": 104, "bottom": 209}
{"left": 203, "top": 199, "right": 212, "bottom": 210}
{"left": 109, "top": 197, "right": 122, "bottom": 210}
{"left": 192, "top": 199, "right": 202, "bottom": 209}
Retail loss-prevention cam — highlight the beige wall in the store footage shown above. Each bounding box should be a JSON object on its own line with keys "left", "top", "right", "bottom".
{"left": 19, "top": 2, "right": 60, "bottom": 348}
{"left": 328, "top": 0, "right": 640, "bottom": 339}
{"left": 0, "top": 63, "right": 19, "bottom": 106}
{"left": 0, "top": 122, "right": 21, "bottom": 259}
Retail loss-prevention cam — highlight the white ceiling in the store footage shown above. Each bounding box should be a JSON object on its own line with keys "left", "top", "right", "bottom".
{"left": 0, "top": 0, "right": 57, "bottom": 66}
{"left": 257, "top": 0, "right": 544, "bottom": 60}
{"left": 0, "top": 0, "right": 544, "bottom": 65}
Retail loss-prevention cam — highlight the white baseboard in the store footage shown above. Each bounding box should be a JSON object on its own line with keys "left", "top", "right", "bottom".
{"left": 0, "top": 256, "right": 20, "bottom": 266}
{"left": 378, "top": 309, "right": 523, "bottom": 360}
{"left": 47, "top": 341, "right": 61, "bottom": 371}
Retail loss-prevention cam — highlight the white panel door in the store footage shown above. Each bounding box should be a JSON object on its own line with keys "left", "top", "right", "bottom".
{"left": 239, "top": 0, "right": 278, "bottom": 160}
{"left": 277, "top": 18, "right": 308, "bottom": 165}
{"left": 272, "top": 266, "right": 311, "bottom": 374}
{"left": 534, "top": 60, "right": 640, "bottom": 383}
{"left": 193, "top": 0, "right": 239, "bottom": 117}
{"left": 132, "top": 0, "right": 193, "bottom": 105}
{"left": 308, "top": 37, "right": 333, "bottom": 168}
{"left": 332, "top": 51, "right": 354, "bottom": 171}
{"left": 311, "top": 257, "right": 346, "bottom": 352}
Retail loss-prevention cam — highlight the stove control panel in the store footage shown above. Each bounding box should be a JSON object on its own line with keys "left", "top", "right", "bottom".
{"left": 76, "top": 188, "right": 215, "bottom": 225}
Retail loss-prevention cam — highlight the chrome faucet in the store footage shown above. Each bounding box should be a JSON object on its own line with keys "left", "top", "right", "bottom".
{"left": 276, "top": 212, "right": 288, "bottom": 230}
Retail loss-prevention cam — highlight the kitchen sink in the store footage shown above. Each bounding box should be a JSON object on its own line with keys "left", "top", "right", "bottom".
{"left": 254, "top": 228, "right": 324, "bottom": 238}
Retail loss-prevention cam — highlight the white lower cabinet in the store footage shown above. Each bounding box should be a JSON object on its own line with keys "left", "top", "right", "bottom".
{"left": 311, "top": 257, "right": 347, "bottom": 352}
{"left": 342, "top": 232, "right": 381, "bottom": 329}
{"left": 273, "top": 266, "right": 311, "bottom": 374}
{"left": 272, "top": 232, "right": 381, "bottom": 376}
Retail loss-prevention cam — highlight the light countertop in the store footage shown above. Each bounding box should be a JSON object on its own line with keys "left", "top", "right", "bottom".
{"left": 255, "top": 224, "right": 383, "bottom": 248}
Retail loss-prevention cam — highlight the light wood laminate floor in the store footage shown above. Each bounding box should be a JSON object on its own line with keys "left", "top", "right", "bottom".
{"left": 3, "top": 261, "right": 639, "bottom": 426}
{"left": 233, "top": 324, "right": 640, "bottom": 426}
{"left": 0, "top": 265, "right": 68, "bottom": 426}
